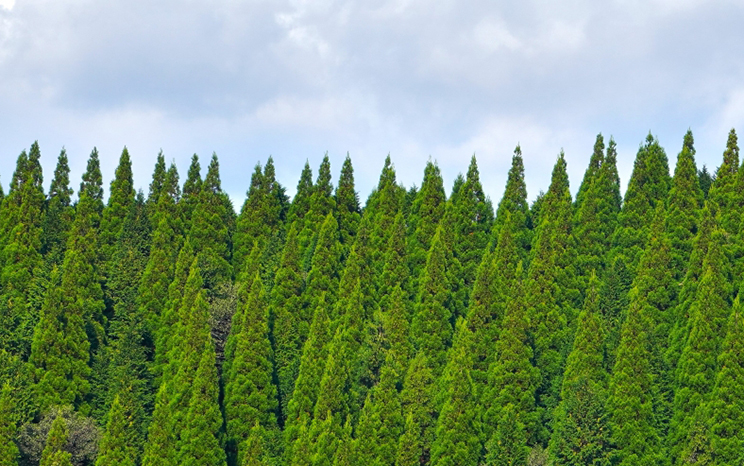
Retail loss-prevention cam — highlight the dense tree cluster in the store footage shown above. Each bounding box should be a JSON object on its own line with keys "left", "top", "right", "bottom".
{"left": 0, "top": 130, "right": 743, "bottom": 465}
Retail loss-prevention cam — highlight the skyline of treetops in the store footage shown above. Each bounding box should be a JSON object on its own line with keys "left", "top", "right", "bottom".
{"left": 0, "top": 128, "right": 742, "bottom": 466}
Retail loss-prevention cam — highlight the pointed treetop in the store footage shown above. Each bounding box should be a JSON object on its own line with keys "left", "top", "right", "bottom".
{"left": 49, "top": 148, "right": 73, "bottom": 205}
{"left": 148, "top": 150, "right": 167, "bottom": 204}
{"left": 183, "top": 153, "right": 202, "bottom": 197}
{"left": 80, "top": 147, "right": 104, "bottom": 203}
{"left": 576, "top": 133, "right": 605, "bottom": 207}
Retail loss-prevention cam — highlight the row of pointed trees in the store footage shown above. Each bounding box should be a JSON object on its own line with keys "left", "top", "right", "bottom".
{"left": 0, "top": 129, "right": 743, "bottom": 466}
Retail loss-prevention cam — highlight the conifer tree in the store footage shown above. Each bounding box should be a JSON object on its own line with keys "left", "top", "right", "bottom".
{"left": 0, "top": 384, "right": 19, "bottom": 466}
{"left": 39, "top": 415, "right": 73, "bottom": 466}
{"left": 396, "top": 413, "right": 423, "bottom": 466}
{"left": 188, "top": 153, "right": 233, "bottom": 290}
{"left": 100, "top": 146, "right": 136, "bottom": 261}
{"left": 41, "top": 148, "right": 74, "bottom": 268}
{"left": 146, "top": 150, "right": 167, "bottom": 219}
{"left": 612, "top": 133, "right": 671, "bottom": 274}
{"left": 665, "top": 130, "right": 703, "bottom": 282}
{"left": 0, "top": 143, "right": 45, "bottom": 356}
{"left": 574, "top": 138, "right": 622, "bottom": 281}
{"left": 397, "top": 353, "right": 436, "bottom": 466}
{"left": 298, "top": 154, "right": 336, "bottom": 268}
{"left": 95, "top": 394, "right": 137, "bottom": 466}
{"left": 287, "top": 161, "right": 314, "bottom": 228}
{"left": 708, "top": 300, "right": 744, "bottom": 466}
{"left": 699, "top": 165, "right": 713, "bottom": 198}
{"left": 225, "top": 273, "right": 278, "bottom": 463}
{"left": 669, "top": 228, "right": 731, "bottom": 464}
{"left": 411, "top": 227, "right": 452, "bottom": 376}
{"left": 303, "top": 213, "right": 341, "bottom": 315}
{"left": 484, "top": 263, "right": 538, "bottom": 451}
{"left": 574, "top": 133, "right": 604, "bottom": 209}
{"left": 335, "top": 154, "right": 361, "bottom": 252}
{"left": 549, "top": 274, "right": 611, "bottom": 466}
{"left": 407, "top": 160, "right": 446, "bottom": 289}
{"left": 271, "top": 223, "right": 305, "bottom": 419}
{"left": 180, "top": 154, "right": 202, "bottom": 233}
{"left": 430, "top": 320, "right": 482, "bottom": 466}
{"left": 708, "top": 128, "right": 740, "bottom": 235}
{"left": 178, "top": 340, "right": 227, "bottom": 466}
{"left": 365, "top": 156, "right": 405, "bottom": 279}
{"left": 607, "top": 286, "right": 661, "bottom": 465}
{"left": 599, "top": 257, "right": 631, "bottom": 373}
{"left": 493, "top": 146, "right": 530, "bottom": 261}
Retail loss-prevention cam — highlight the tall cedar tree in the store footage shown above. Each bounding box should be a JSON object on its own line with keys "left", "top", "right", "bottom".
{"left": 41, "top": 148, "right": 74, "bottom": 268}
{"left": 302, "top": 213, "right": 341, "bottom": 318}
{"left": 665, "top": 130, "right": 703, "bottom": 282}
{"left": 708, "top": 128, "right": 740, "bottom": 235}
{"left": 549, "top": 274, "right": 611, "bottom": 466}
{"left": 100, "top": 146, "right": 136, "bottom": 265}
{"left": 138, "top": 163, "right": 182, "bottom": 350}
{"left": 0, "top": 143, "right": 45, "bottom": 356}
{"left": 574, "top": 134, "right": 605, "bottom": 209}
{"left": 708, "top": 301, "right": 744, "bottom": 466}
{"left": 397, "top": 353, "right": 437, "bottom": 466}
{"left": 699, "top": 166, "right": 713, "bottom": 198}
{"left": 484, "top": 263, "right": 538, "bottom": 461}
{"left": 430, "top": 320, "right": 482, "bottom": 466}
{"left": 287, "top": 161, "right": 314, "bottom": 229}
{"left": 298, "top": 154, "right": 336, "bottom": 270}
{"left": 0, "top": 384, "right": 19, "bottom": 466}
{"left": 270, "top": 223, "right": 305, "bottom": 420}
{"left": 39, "top": 415, "right": 73, "bottom": 466}
{"left": 334, "top": 154, "right": 361, "bottom": 253}
{"left": 608, "top": 286, "right": 662, "bottom": 465}
{"left": 188, "top": 153, "right": 233, "bottom": 291}
{"left": 180, "top": 154, "right": 202, "bottom": 234}
{"left": 669, "top": 228, "right": 731, "bottom": 464}
{"left": 411, "top": 227, "right": 452, "bottom": 376}
{"left": 224, "top": 273, "right": 279, "bottom": 464}
{"left": 95, "top": 393, "right": 137, "bottom": 466}
{"left": 233, "top": 157, "right": 288, "bottom": 283}
{"left": 574, "top": 137, "right": 622, "bottom": 281}
{"left": 407, "top": 160, "right": 446, "bottom": 292}
{"left": 612, "top": 133, "right": 671, "bottom": 274}
{"left": 146, "top": 150, "right": 167, "bottom": 222}
{"left": 493, "top": 146, "right": 530, "bottom": 263}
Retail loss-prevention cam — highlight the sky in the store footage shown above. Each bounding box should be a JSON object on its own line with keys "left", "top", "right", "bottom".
{"left": 1, "top": 0, "right": 743, "bottom": 208}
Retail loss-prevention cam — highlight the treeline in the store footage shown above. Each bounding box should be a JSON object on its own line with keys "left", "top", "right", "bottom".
{"left": 0, "top": 129, "right": 741, "bottom": 466}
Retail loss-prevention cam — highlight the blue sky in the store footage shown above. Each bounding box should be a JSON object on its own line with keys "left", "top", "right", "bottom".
{"left": 1, "top": 0, "right": 743, "bottom": 207}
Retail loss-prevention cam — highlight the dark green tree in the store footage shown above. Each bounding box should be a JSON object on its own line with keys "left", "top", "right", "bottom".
{"left": 100, "top": 146, "right": 136, "bottom": 262}
{"left": 397, "top": 353, "right": 436, "bottom": 466}
{"left": 335, "top": 154, "right": 361, "bottom": 252}
{"left": 287, "top": 161, "right": 314, "bottom": 229}
{"left": 180, "top": 154, "right": 202, "bottom": 233}
{"left": 574, "top": 133, "right": 605, "bottom": 209}
{"left": 303, "top": 213, "right": 341, "bottom": 317}
{"left": 41, "top": 148, "right": 74, "bottom": 268}
{"left": 493, "top": 146, "right": 530, "bottom": 262}
{"left": 95, "top": 393, "right": 137, "bottom": 466}
{"left": 407, "top": 160, "right": 446, "bottom": 286}
{"left": 698, "top": 166, "right": 713, "bottom": 199}
{"left": 39, "top": 415, "right": 73, "bottom": 466}
{"left": 708, "top": 128, "right": 740, "bottom": 235}
{"left": 0, "top": 384, "right": 19, "bottom": 466}
{"left": 146, "top": 150, "right": 167, "bottom": 221}
{"left": 298, "top": 154, "right": 336, "bottom": 269}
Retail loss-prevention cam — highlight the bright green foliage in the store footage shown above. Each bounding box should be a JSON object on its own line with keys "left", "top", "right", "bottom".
{"left": 669, "top": 228, "right": 731, "bottom": 464}
{"left": 287, "top": 161, "right": 314, "bottom": 228}
{"left": 303, "top": 213, "right": 341, "bottom": 317}
{"left": 298, "top": 154, "right": 336, "bottom": 269}
{"left": 189, "top": 153, "right": 233, "bottom": 290}
{"left": 574, "top": 137, "right": 622, "bottom": 280}
{"left": 141, "top": 384, "right": 177, "bottom": 466}
{"left": 234, "top": 157, "right": 288, "bottom": 282}
{"left": 271, "top": 223, "right": 305, "bottom": 420}
{"left": 284, "top": 296, "right": 332, "bottom": 457}
{"left": 708, "top": 129, "right": 740, "bottom": 235}
{"left": 665, "top": 130, "right": 703, "bottom": 282}
{"left": 0, "top": 143, "right": 45, "bottom": 356}
{"left": 698, "top": 166, "right": 713, "bottom": 199}
{"left": 599, "top": 257, "right": 632, "bottom": 373}
{"left": 0, "top": 384, "right": 19, "bottom": 466}
{"left": 139, "top": 163, "right": 183, "bottom": 350}
{"left": 396, "top": 413, "right": 423, "bottom": 466}
{"left": 430, "top": 320, "right": 481, "bottom": 466}
{"left": 41, "top": 149, "right": 74, "bottom": 267}
{"left": 411, "top": 227, "right": 452, "bottom": 376}
{"left": 95, "top": 394, "right": 137, "bottom": 466}
{"left": 397, "top": 352, "right": 437, "bottom": 466}
{"left": 550, "top": 274, "right": 611, "bottom": 466}
{"left": 178, "top": 341, "right": 227, "bottom": 466}
{"left": 450, "top": 156, "right": 494, "bottom": 309}
{"left": 613, "top": 133, "right": 671, "bottom": 274}
{"left": 407, "top": 160, "right": 446, "bottom": 290}
{"left": 225, "top": 273, "right": 278, "bottom": 463}
{"left": 180, "top": 154, "right": 202, "bottom": 233}
{"left": 575, "top": 133, "right": 605, "bottom": 209}
{"left": 79, "top": 147, "right": 105, "bottom": 216}
{"left": 493, "top": 146, "right": 530, "bottom": 262}
{"left": 39, "top": 415, "right": 73, "bottom": 466}
{"left": 242, "top": 422, "right": 270, "bottom": 466}
{"left": 484, "top": 263, "right": 538, "bottom": 448}
{"left": 100, "top": 146, "right": 136, "bottom": 261}
{"left": 709, "top": 303, "right": 744, "bottom": 466}
{"left": 365, "top": 156, "right": 405, "bottom": 281}
{"left": 146, "top": 150, "right": 167, "bottom": 220}
{"left": 608, "top": 286, "right": 662, "bottom": 465}
{"left": 484, "top": 402, "right": 528, "bottom": 466}
{"left": 335, "top": 154, "right": 361, "bottom": 252}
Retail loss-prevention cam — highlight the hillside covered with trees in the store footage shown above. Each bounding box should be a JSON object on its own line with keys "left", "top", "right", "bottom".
{"left": 0, "top": 129, "right": 742, "bottom": 466}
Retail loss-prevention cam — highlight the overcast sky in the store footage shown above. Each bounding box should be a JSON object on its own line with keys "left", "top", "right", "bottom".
{"left": 1, "top": 0, "right": 743, "bottom": 207}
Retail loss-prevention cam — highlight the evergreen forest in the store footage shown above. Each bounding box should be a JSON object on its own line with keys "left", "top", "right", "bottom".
{"left": 1, "top": 129, "right": 744, "bottom": 466}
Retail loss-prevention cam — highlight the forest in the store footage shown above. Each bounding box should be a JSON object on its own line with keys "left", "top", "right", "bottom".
{"left": 0, "top": 128, "right": 740, "bottom": 466}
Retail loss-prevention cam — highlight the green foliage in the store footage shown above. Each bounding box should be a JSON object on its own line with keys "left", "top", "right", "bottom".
{"left": 146, "top": 150, "right": 167, "bottom": 219}
{"left": 0, "top": 384, "right": 19, "bottom": 466}
{"left": 708, "top": 128, "right": 740, "bottom": 235}
{"left": 493, "top": 146, "right": 530, "bottom": 262}
{"left": 95, "top": 394, "right": 137, "bottom": 466}
{"left": 180, "top": 154, "right": 203, "bottom": 233}
{"left": 335, "top": 154, "right": 361, "bottom": 252}
{"left": 100, "top": 146, "right": 136, "bottom": 261}
{"left": 39, "top": 415, "right": 73, "bottom": 466}
{"left": 287, "top": 161, "right": 314, "bottom": 228}
{"left": 574, "top": 133, "right": 605, "bottom": 209}
{"left": 41, "top": 148, "right": 74, "bottom": 268}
